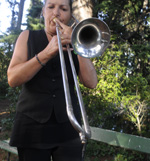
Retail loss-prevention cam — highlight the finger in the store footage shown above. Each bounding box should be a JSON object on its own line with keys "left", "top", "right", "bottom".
{"left": 62, "top": 47, "right": 67, "bottom": 51}
{"left": 60, "top": 34, "right": 71, "bottom": 40}
{"left": 55, "top": 18, "right": 66, "bottom": 29}
{"left": 62, "top": 47, "right": 73, "bottom": 52}
{"left": 61, "top": 40, "right": 71, "bottom": 46}
{"left": 69, "top": 48, "right": 73, "bottom": 51}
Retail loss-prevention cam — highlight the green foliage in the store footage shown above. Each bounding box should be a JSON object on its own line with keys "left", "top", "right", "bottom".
{"left": 26, "top": 0, "right": 44, "bottom": 30}
{"left": 83, "top": 0, "right": 150, "bottom": 132}
{"left": 121, "top": 95, "right": 147, "bottom": 133}
{"left": 0, "top": 27, "right": 20, "bottom": 99}
{"left": 0, "top": 48, "right": 10, "bottom": 98}
{"left": 81, "top": 0, "right": 150, "bottom": 158}
{"left": 6, "top": 86, "right": 21, "bottom": 116}
{"left": 1, "top": 117, "right": 14, "bottom": 131}
{"left": 85, "top": 140, "right": 148, "bottom": 161}
{"left": 81, "top": 45, "right": 127, "bottom": 128}
{"left": 0, "top": 32, "right": 20, "bottom": 131}
{"left": 0, "top": 80, "right": 8, "bottom": 99}
{"left": 114, "top": 154, "right": 127, "bottom": 161}
{"left": 96, "top": 48, "right": 125, "bottom": 104}
{"left": 85, "top": 140, "right": 115, "bottom": 160}
{"left": 1, "top": 87, "right": 21, "bottom": 131}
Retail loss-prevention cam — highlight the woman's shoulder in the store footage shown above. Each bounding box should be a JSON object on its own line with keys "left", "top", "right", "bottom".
{"left": 20, "top": 30, "right": 30, "bottom": 36}
{"left": 16, "top": 30, "right": 44, "bottom": 44}
{"left": 20, "top": 29, "right": 44, "bottom": 36}
{"left": 16, "top": 30, "right": 30, "bottom": 42}
{"left": 25, "top": 30, "right": 45, "bottom": 39}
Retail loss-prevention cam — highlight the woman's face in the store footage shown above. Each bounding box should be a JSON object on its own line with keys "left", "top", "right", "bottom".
{"left": 43, "top": 0, "right": 71, "bottom": 35}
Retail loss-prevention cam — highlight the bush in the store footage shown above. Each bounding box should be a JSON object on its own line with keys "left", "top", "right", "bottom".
{"left": 85, "top": 140, "right": 149, "bottom": 161}
{"left": 0, "top": 79, "right": 9, "bottom": 99}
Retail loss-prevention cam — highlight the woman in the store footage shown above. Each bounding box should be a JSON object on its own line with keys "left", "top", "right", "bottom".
{"left": 7, "top": 0, "right": 97, "bottom": 160}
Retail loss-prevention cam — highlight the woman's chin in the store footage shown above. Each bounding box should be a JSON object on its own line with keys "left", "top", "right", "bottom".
{"left": 45, "top": 27, "right": 56, "bottom": 36}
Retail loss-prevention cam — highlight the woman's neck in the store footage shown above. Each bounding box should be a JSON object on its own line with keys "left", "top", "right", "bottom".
{"left": 44, "top": 29, "right": 54, "bottom": 41}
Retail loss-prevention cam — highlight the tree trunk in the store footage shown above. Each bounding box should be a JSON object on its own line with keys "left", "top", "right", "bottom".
{"left": 17, "top": 0, "right": 26, "bottom": 30}
{"left": 72, "top": 0, "right": 93, "bottom": 22}
{"left": 9, "top": 0, "right": 17, "bottom": 31}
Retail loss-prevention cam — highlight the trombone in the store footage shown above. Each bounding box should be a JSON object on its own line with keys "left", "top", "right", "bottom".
{"left": 55, "top": 17, "right": 110, "bottom": 144}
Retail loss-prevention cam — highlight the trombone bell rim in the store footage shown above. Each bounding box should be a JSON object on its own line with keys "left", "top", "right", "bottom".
{"left": 71, "top": 17, "right": 111, "bottom": 58}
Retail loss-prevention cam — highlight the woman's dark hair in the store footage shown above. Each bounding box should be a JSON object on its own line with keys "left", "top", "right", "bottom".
{"left": 69, "top": 0, "right": 73, "bottom": 13}
{"left": 44, "top": 0, "right": 72, "bottom": 12}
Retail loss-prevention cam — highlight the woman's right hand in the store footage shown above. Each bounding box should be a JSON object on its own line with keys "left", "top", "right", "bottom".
{"left": 43, "top": 32, "right": 71, "bottom": 59}
{"left": 43, "top": 35, "right": 59, "bottom": 59}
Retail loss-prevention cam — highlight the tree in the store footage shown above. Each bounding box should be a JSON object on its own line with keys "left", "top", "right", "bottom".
{"left": 121, "top": 95, "right": 147, "bottom": 135}
{"left": 82, "top": 0, "right": 150, "bottom": 135}
{"left": 118, "top": 73, "right": 150, "bottom": 134}
{"left": 0, "top": 0, "right": 26, "bottom": 97}
{"left": 6, "top": 0, "right": 26, "bottom": 31}
{"left": 26, "top": 0, "right": 44, "bottom": 30}
{"left": 17, "top": 0, "right": 26, "bottom": 30}
{"left": 72, "top": 0, "right": 93, "bottom": 21}
{"left": 0, "top": 47, "right": 10, "bottom": 97}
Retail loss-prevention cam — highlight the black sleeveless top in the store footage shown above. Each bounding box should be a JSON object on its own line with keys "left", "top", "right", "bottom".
{"left": 16, "top": 30, "right": 80, "bottom": 123}
{"left": 9, "top": 30, "right": 81, "bottom": 148}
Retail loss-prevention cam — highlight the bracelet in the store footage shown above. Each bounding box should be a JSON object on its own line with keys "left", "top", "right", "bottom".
{"left": 35, "top": 54, "right": 46, "bottom": 67}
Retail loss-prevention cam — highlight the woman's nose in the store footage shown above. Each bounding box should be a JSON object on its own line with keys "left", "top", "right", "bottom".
{"left": 53, "top": 7, "right": 60, "bottom": 17}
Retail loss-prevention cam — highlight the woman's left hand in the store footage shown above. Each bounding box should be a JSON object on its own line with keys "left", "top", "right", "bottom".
{"left": 54, "top": 18, "right": 72, "bottom": 40}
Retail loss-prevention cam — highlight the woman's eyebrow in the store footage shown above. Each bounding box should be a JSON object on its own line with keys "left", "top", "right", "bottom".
{"left": 47, "top": 2, "right": 69, "bottom": 6}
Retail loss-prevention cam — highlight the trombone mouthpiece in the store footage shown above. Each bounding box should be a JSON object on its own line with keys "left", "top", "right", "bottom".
{"left": 53, "top": 18, "right": 60, "bottom": 28}
{"left": 53, "top": 18, "right": 56, "bottom": 23}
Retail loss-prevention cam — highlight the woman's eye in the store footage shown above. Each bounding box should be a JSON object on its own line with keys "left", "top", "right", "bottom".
{"left": 62, "top": 8, "right": 67, "bottom": 11}
{"left": 48, "top": 6, "right": 54, "bottom": 9}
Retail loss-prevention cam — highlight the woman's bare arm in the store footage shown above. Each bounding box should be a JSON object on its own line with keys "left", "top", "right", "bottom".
{"left": 78, "top": 56, "right": 98, "bottom": 89}
{"left": 7, "top": 30, "right": 60, "bottom": 87}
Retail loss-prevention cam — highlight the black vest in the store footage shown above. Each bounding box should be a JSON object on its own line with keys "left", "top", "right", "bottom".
{"left": 16, "top": 30, "right": 80, "bottom": 123}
